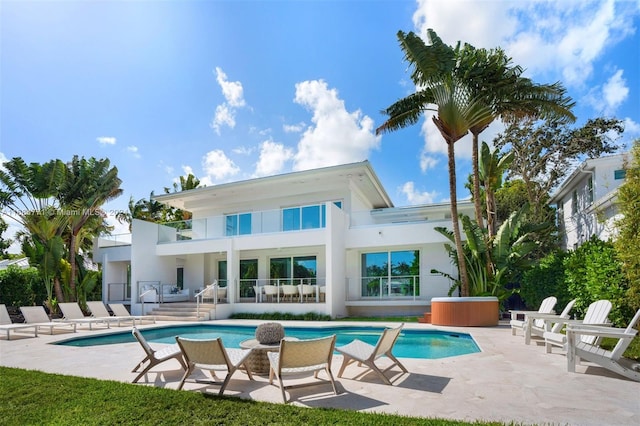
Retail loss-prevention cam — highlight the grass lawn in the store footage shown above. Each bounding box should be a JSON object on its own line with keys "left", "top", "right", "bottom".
{"left": 0, "top": 367, "right": 514, "bottom": 426}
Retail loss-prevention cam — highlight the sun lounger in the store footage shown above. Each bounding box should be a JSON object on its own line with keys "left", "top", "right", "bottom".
{"left": 109, "top": 303, "right": 155, "bottom": 325}
{"left": 20, "top": 306, "right": 77, "bottom": 334}
{"left": 1, "top": 304, "right": 38, "bottom": 340}
{"left": 86, "top": 301, "right": 136, "bottom": 327}
{"left": 58, "top": 302, "right": 114, "bottom": 330}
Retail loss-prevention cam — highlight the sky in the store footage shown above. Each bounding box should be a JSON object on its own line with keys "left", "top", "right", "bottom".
{"left": 2, "top": 0, "right": 640, "bottom": 251}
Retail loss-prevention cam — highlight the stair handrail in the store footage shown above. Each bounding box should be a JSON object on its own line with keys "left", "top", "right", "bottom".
{"left": 139, "top": 289, "right": 157, "bottom": 316}
{"left": 196, "top": 280, "right": 217, "bottom": 320}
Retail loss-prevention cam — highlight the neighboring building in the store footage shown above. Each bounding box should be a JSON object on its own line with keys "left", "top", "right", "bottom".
{"left": 550, "top": 153, "right": 629, "bottom": 250}
{"left": 0, "top": 257, "right": 30, "bottom": 270}
{"left": 93, "top": 161, "right": 473, "bottom": 318}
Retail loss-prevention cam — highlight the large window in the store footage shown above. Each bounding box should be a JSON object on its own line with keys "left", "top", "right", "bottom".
{"left": 270, "top": 256, "right": 317, "bottom": 285}
{"left": 361, "top": 250, "right": 420, "bottom": 297}
{"left": 587, "top": 177, "right": 594, "bottom": 204}
{"left": 282, "top": 202, "right": 342, "bottom": 231}
{"left": 240, "top": 259, "right": 258, "bottom": 297}
{"left": 225, "top": 213, "right": 252, "bottom": 236}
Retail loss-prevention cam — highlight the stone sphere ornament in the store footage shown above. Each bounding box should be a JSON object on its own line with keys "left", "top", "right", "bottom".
{"left": 255, "top": 322, "right": 285, "bottom": 345}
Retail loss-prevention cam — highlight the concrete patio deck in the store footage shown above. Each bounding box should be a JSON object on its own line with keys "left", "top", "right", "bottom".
{"left": 1, "top": 320, "right": 638, "bottom": 425}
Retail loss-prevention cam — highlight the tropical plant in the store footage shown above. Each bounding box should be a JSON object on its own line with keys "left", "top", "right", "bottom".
{"left": 376, "top": 29, "right": 496, "bottom": 296}
{"left": 615, "top": 139, "right": 640, "bottom": 311}
{"left": 478, "top": 141, "right": 513, "bottom": 237}
{"left": 432, "top": 204, "right": 539, "bottom": 304}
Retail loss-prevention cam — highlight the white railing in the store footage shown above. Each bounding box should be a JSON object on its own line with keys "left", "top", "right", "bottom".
{"left": 195, "top": 281, "right": 218, "bottom": 320}
{"left": 238, "top": 278, "right": 326, "bottom": 304}
{"left": 107, "top": 282, "right": 128, "bottom": 302}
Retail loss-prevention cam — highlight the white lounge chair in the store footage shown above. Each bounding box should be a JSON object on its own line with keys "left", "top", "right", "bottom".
{"left": 86, "top": 301, "right": 136, "bottom": 327}
{"left": 58, "top": 302, "right": 114, "bottom": 330}
{"left": 566, "top": 308, "right": 640, "bottom": 382}
{"left": 543, "top": 299, "right": 612, "bottom": 353}
{"left": 109, "top": 303, "right": 155, "bottom": 324}
{"left": 131, "top": 327, "right": 187, "bottom": 383}
{"left": 509, "top": 296, "right": 557, "bottom": 337}
{"left": 175, "top": 336, "right": 254, "bottom": 395}
{"left": 336, "top": 323, "right": 408, "bottom": 385}
{"left": 520, "top": 299, "right": 577, "bottom": 345}
{"left": 268, "top": 335, "right": 338, "bottom": 403}
{"left": 20, "top": 306, "right": 77, "bottom": 334}
{"left": 0, "top": 304, "right": 38, "bottom": 340}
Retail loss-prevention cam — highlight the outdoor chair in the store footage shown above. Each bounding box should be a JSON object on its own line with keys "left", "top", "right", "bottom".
{"left": 519, "top": 299, "right": 577, "bottom": 345}
{"left": 19, "top": 306, "right": 77, "bottom": 335}
{"left": 109, "top": 303, "right": 155, "bottom": 324}
{"left": 0, "top": 304, "right": 38, "bottom": 340}
{"left": 509, "top": 296, "right": 557, "bottom": 337}
{"left": 58, "top": 302, "right": 114, "bottom": 330}
{"left": 280, "top": 285, "right": 298, "bottom": 302}
{"left": 175, "top": 336, "right": 254, "bottom": 395}
{"left": 543, "top": 299, "right": 612, "bottom": 353}
{"left": 565, "top": 308, "right": 640, "bottom": 381}
{"left": 86, "top": 301, "right": 136, "bottom": 327}
{"left": 336, "top": 323, "right": 408, "bottom": 385}
{"left": 131, "top": 327, "right": 187, "bottom": 383}
{"left": 268, "top": 334, "right": 338, "bottom": 403}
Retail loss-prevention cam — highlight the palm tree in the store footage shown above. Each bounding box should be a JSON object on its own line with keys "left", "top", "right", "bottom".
{"left": 59, "top": 156, "right": 123, "bottom": 299}
{"left": 376, "top": 29, "right": 494, "bottom": 296}
{"left": 479, "top": 142, "right": 513, "bottom": 237}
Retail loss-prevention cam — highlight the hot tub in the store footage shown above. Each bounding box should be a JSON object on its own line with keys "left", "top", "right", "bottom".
{"left": 431, "top": 296, "right": 499, "bottom": 326}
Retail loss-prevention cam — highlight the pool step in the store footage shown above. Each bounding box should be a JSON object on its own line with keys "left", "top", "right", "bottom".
{"left": 417, "top": 312, "right": 432, "bottom": 324}
{"left": 145, "top": 302, "right": 217, "bottom": 321}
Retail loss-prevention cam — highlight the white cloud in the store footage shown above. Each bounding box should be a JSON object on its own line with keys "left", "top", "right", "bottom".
{"left": 232, "top": 146, "right": 254, "bottom": 156}
{"left": 283, "top": 122, "right": 305, "bottom": 133}
{"left": 413, "top": 0, "right": 638, "bottom": 89}
{"left": 215, "top": 67, "right": 245, "bottom": 108}
{"left": 420, "top": 151, "right": 439, "bottom": 172}
{"left": 292, "top": 80, "right": 381, "bottom": 170}
{"left": 602, "top": 69, "right": 629, "bottom": 114}
{"left": 97, "top": 136, "right": 116, "bottom": 145}
{"left": 126, "top": 145, "right": 141, "bottom": 158}
{"left": 202, "top": 149, "right": 240, "bottom": 182}
{"left": 254, "top": 140, "right": 293, "bottom": 177}
{"left": 400, "top": 181, "right": 439, "bottom": 205}
{"left": 210, "top": 67, "right": 247, "bottom": 135}
{"left": 623, "top": 117, "right": 640, "bottom": 141}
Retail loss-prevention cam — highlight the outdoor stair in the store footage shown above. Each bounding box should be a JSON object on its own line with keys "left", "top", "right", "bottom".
{"left": 417, "top": 312, "right": 432, "bottom": 324}
{"left": 144, "top": 302, "right": 217, "bottom": 321}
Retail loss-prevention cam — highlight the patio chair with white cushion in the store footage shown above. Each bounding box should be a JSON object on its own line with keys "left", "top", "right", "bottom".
{"left": 336, "top": 323, "right": 408, "bottom": 385}
{"left": 131, "top": 327, "right": 187, "bottom": 383}
{"left": 268, "top": 334, "right": 338, "bottom": 403}
{"left": 0, "top": 304, "right": 38, "bottom": 340}
{"left": 20, "top": 306, "right": 77, "bottom": 335}
{"left": 565, "top": 308, "right": 640, "bottom": 382}
{"left": 175, "top": 336, "right": 254, "bottom": 395}
{"left": 109, "top": 303, "right": 156, "bottom": 325}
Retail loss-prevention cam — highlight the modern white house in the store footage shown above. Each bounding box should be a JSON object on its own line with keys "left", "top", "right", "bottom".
{"left": 550, "top": 153, "right": 629, "bottom": 250}
{"left": 93, "top": 161, "right": 473, "bottom": 319}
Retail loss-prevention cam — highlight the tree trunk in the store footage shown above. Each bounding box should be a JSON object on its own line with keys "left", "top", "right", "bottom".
{"left": 447, "top": 140, "right": 471, "bottom": 297}
{"left": 53, "top": 277, "right": 65, "bottom": 304}
{"left": 68, "top": 233, "right": 77, "bottom": 302}
{"left": 471, "top": 132, "right": 485, "bottom": 230}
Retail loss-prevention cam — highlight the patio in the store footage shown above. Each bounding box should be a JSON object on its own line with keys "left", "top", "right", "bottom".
{"left": 0, "top": 320, "right": 638, "bottom": 425}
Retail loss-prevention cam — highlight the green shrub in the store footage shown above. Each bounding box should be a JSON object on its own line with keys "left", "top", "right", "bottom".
{"left": 520, "top": 251, "right": 570, "bottom": 311}
{"left": 0, "top": 266, "right": 43, "bottom": 307}
{"left": 564, "top": 237, "right": 632, "bottom": 327}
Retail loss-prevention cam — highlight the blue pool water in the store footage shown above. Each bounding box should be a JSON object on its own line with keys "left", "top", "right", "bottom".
{"left": 56, "top": 324, "right": 480, "bottom": 359}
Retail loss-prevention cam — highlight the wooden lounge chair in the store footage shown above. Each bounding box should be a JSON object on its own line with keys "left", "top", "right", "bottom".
{"left": 566, "top": 308, "right": 640, "bottom": 381}
{"left": 268, "top": 335, "right": 338, "bottom": 403}
{"left": 336, "top": 323, "right": 408, "bottom": 385}
{"left": 509, "top": 296, "right": 557, "bottom": 337}
{"left": 175, "top": 336, "right": 254, "bottom": 395}
{"left": 543, "top": 299, "right": 612, "bottom": 353}
{"left": 109, "top": 303, "right": 155, "bottom": 324}
{"left": 0, "top": 304, "right": 38, "bottom": 340}
{"left": 19, "top": 306, "right": 77, "bottom": 334}
{"left": 520, "top": 299, "right": 577, "bottom": 345}
{"left": 58, "top": 302, "right": 114, "bottom": 330}
{"left": 131, "top": 327, "right": 187, "bottom": 383}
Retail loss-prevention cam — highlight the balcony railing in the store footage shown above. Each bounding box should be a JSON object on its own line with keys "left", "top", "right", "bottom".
{"left": 346, "top": 275, "right": 422, "bottom": 301}
{"left": 97, "top": 233, "right": 132, "bottom": 247}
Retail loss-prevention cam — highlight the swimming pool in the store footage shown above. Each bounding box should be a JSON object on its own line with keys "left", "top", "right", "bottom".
{"left": 57, "top": 324, "right": 480, "bottom": 359}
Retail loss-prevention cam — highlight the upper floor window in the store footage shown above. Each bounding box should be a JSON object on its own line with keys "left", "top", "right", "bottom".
{"left": 282, "top": 202, "right": 341, "bottom": 231}
{"left": 587, "top": 177, "right": 594, "bottom": 204}
{"left": 225, "top": 212, "right": 251, "bottom": 236}
{"left": 614, "top": 169, "right": 626, "bottom": 180}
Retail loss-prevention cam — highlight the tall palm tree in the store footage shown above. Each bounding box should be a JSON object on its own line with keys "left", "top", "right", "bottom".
{"left": 376, "top": 30, "right": 494, "bottom": 296}
{"left": 479, "top": 142, "right": 513, "bottom": 237}
{"left": 59, "top": 156, "right": 123, "bottom": 300}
